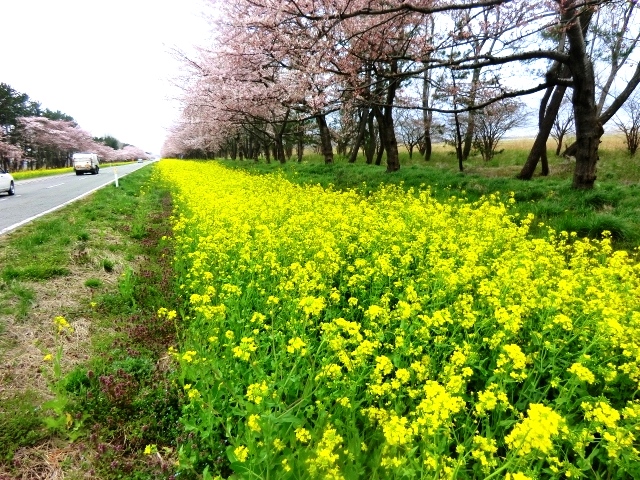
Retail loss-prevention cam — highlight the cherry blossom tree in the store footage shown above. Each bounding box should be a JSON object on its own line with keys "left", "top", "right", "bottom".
{"left": 167, "top": 0, "right": 640, "bottom": 188}
{"left": 18, "top": 116, "right": 96, "bottom": 168}
{"left": 0, "top": 138, "right": 23, "bottom": 171}
{"left": 114, "top": 145, "right": 149, "bottom": 161}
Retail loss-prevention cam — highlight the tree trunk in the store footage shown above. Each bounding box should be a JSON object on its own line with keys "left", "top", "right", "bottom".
{"left": 462, "top": 67, "right": 482, "bottom": 160}
{"left": 373, "top": 107, "right": 385, "bottom": 166}
{"left": 348, "top": 108, "right": 369, "bottom": 163}
{"left": 297, "top": 124, "right": 304, "bottom": 162}
{"left": 382, "top": 113, "right": 400, "bottom": 172}
{"left": 365, "top": 114, "right": 376, "bottom": 164}
{"left": 274, "top": 133, "right": 285, "bottom": 163}
{"left": 230, "top": 138, "right": 237, "bottom": 160}
{"left": 449, "top": 68, "right": 464, "bottom": 171}
{"left": 422, "top": 67, "right": 433, "bottom": 161}
{"left": 565, "top": 0, "right": 603, "bottom": 189}
{"left": 383, "top": 60, "right": 401, "bottom": 172}
{"left": 518, "top": 84, "right": 566, "bottom": 179}
{"left": 541, "top": 149, "right": 549, "bottom": 176}
{"left": 422, "top": 136, "right": 432, "bottom": 161}
{"left": 246, "top": 138, "right": 254, "bottom": 160}
{"left": 263, "top": 142, "right": 271, "bottom": 164}
{"left": 555, "top": 134, "right": 564, "bottom": 156}
{"left": 316, "top": 114, "right": 334, "bottom": 164}
{"left": 453, "top": 111, "right": 464, "bottom": 172}
{"left": 375, "top": 140, "right": 384, "bottom": 166}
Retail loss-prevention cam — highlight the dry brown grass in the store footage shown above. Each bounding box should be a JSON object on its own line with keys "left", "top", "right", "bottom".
{"left": 0, "top": 440, "right": 92, "bottom": 480}
{"left": 0, "top": 229, "right": 131, "bottom": 480}
{"left": 0, "top": 243, "right": 127, "bottom": 402}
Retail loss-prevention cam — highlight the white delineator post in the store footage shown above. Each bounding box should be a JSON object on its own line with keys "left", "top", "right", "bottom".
{"left": 114, "top": 167, "right": 119, "bottom": 187}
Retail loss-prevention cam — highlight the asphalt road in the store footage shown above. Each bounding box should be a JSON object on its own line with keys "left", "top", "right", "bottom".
{"left": 0, "top": 162, "right": 153, "bottom": 236}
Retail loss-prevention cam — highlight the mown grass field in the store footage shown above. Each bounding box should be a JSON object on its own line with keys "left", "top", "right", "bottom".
{"left": 1, "top": 141, "right": 639, "bottom": 479}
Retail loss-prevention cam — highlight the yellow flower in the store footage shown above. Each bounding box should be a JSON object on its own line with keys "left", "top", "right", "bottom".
{"left": 505, "top": 473, "right": 533, "bottom": 480}
{"left": 43, "top": 354, "right": 53, "bottom": 362}
{"left": 287, "top": 337, "right": 307, "bottom": 356}
{"left": 157, "top": 159, "right": 640, "bottom": 480}
{"left": 247, "top": 414, "right": 261, "bottom": 433}
{"left": 582, "top": 401, "right": 620, "bottom": 429}
{"left": 495, "top": 344, "right": 528, "bottom": 381}
{"left": 273, "top": 438, "right": 285, "bottom": 451}
{"left": 232, "top": 337, "right": 258, "bottom": 361}
{"left": 299, "top": 296, "right": 326, "bottom": 317}
{"left": 381, "top": 414, "right": 414, "bottom": 446}
{"left": 475, "top": 388, "right": 498, "bottom": 415}
{"left": 471, "top": 435, "right": 498, "bottom": 470}
{"left": 54, "top": 315, "right": 73, "bottom": 334}
{"left": 307, "top": 425, "right": 343, "bottom": 477}
{"left": 233, "top": 445, "right": 249, "bottom": 462}
{"left": 246, "top": 381, "right": 269, "bottom": 404}
{"left": 568, "top": 363, "right": 596, "bottom": 384}
{"left": 295, "top": 427, "right": 311, "bottom": 443}
{"left": 505, "top": 404, "right": 567, "bottom": 456}
{"left": 144, "top": 444, "right": 158, "bottom": 455}
{"left": 181, "top": 350, "right": 197, "bottom": 362}
{"left": 395, "top": 368, "right": 411, "bottom": 384}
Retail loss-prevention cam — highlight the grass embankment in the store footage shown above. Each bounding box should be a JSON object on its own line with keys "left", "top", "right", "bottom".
{"left": 158, "top": 159, "right": 639, "bottom": 480}
{"left": 0, "top": 167, "right": 182, "bottom": 479}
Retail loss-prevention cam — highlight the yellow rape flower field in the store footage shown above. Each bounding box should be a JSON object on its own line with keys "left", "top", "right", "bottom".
{"left": 157, "top": 160, "right": 640, "bottom": 479}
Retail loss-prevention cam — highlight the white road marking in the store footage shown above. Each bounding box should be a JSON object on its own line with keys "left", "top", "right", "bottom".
{"left": 47, "top": 183, "right": 65, "bottom": 189}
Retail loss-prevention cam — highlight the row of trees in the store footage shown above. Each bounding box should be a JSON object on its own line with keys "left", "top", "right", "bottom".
{"left": 1, "top": 83, "right": 149, "bottom": 171}
{"left": 163, "top": 0, "right": 640, "bottom": 190}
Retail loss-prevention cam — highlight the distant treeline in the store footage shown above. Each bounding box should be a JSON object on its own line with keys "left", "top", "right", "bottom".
{"left": 0, "top": 83, "right": 148, "bottom": 171}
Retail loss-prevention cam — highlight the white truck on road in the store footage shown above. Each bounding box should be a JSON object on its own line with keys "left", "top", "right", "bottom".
{"left": 73, "top": 153, "right": 100, "bottom": 175}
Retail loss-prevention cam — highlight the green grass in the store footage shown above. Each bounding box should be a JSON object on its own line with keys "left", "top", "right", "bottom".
{"left": 0, "top": 283, "right": 36, "bottom": 322}
{"left": 0, "top": 166, "right": 184, "bottom": 478}
{"left": 84, "top": 278, "right": 103, "bottom": 289}
{"left": 0, "top": 391, "right": 48, "bottom": 461}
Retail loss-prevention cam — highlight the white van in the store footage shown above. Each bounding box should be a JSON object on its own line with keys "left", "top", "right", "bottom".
{"left": 73, "top": 153, "right": 100, "bottom": 175}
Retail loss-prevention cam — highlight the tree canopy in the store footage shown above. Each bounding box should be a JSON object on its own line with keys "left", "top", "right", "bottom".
{"left": 164, "top": 0, "right": 640, "bottom": 189}
{"left": 0, "top": 83, "right": 149, "bottom": 170}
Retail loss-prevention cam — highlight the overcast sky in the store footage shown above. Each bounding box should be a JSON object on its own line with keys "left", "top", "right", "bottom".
{"left": 1, "top": 0, "right": 212, "bottom": 155}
